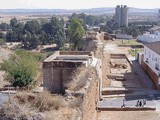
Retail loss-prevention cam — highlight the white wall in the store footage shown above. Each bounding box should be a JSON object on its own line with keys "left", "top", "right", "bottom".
{"left": 137, "top": 52, "right": 143, "bottom": 65}
{"left": 144, "top": 46, "right": 160, "bottom": 77}
{"left": 137, "top": 32, "right": 160, "bottom": 43}
{"left": 116, "top": 34, "right": 133, "bottom": 39}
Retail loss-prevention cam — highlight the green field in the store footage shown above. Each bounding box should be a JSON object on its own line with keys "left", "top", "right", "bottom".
{"left": 128, "top": 49, "right": 144, "bottom": 56}
{"left": 117, "top": 40, "right": 143, "bottom": 46}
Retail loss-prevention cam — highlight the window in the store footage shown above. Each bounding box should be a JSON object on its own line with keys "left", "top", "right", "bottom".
{"left": 152, "top": 54, "right": 154, "bottom": 61}
{"left": 149, "top": 51, "right": 150, "bottom": 58}
{"left": 155, "top": 63, "right": 159, "bottom": 70}
{"left": 155, "top": 57, "right": 157, "bottom": 62}
{"left": 145, "top": 58, "right": 149, "bottom": 63}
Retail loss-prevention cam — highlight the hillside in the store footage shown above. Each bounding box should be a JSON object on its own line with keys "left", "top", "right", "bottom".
{"left": 0, "top": 7, "right": 158, "bottom": 15}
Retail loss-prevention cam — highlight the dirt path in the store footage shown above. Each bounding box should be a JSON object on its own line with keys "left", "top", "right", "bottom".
{"left": 102, "top": 52, "right": 111, "bottom": 87}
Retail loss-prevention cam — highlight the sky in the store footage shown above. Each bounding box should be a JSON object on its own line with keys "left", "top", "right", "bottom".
{"left": 0, "top": 0, "right": 159, "bottom": 9}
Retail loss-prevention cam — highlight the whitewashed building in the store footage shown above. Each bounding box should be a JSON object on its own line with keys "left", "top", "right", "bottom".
{"left": 142, "top": 41, "right": 160, "bottom": 88}
{"left": 137, "top": 31, "right": 160, "bottom": 43}
{"left": 116, "top": 34, "right": 133, "bottom": 39}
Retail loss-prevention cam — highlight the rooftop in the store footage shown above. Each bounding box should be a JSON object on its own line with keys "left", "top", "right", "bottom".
{"left": 44, "top": 51, "right": 93, "bottom": 62}
{"left": 145, "top": 41, "right": 160, "bottom": 55}
{"left": 149, "top": 26, "right": 160, "bottom": 32}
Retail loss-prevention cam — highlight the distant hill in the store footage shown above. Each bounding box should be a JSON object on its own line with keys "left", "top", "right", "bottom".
{"left": 0, "top": 7, "right": 158, "bottom": 16}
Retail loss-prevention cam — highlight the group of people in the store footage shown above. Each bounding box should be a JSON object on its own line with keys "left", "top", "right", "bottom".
{"left": 136, "top": 99, "right": 146, "bottom": 107}
{"left": 121, "top": 99, "right": 147, "bottom": 108}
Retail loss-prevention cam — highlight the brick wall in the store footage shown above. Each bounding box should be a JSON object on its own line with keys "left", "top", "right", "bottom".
{"left": 43, "top": 66, "right": 53, "bottom": 91}
{"left": 147, "top": 66, "right": 158, "bottom": 87}
{"left": 141, "top": 59, "right": 147, "bottom": 71}
{"left": 43, "top": 61, "right": 84, "bottom": 93}
{"left": 141, "top": 60, "right": 158, "bottom": 89}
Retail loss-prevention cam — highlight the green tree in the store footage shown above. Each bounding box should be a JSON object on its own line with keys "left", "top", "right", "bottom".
{"left": 10, "top": 17, "right": 18, "bottom": 28}
{"left": 6, "top": 30, "right": 15, "bottom": 42}
{"left": 10, "top": 66, "right": 33, "bottom": 88}
{"left": 0, "top": 22, "right": 9, "bottom": 30}
{"left": 39, "top": 30, "right": 48, "bottom": 45}
{"left": 24, "top": 20, "right": 40, "bottom": 34}
{"left": 42, "top": 17, "right": 65, "bottom": 47}
{"left": 0, "top": 50, "right": 38, "bottom": 88}
{"left": 30, "top": 34, "right": 39, "bottom": 48}
{"left": 68, "top": 18, "right": 85, "bottom": 50}
{"left": 0, "top": 32, "right": 5, "bottom": 39}
{"left": 6, "top": 20, "right": 24, "bottom": 42}
{"left": 4, "top": 17, "right": 66, "bottom": 49}
{"left": 69, "top": 13, "right": 106, "bottom": 27}
{"left": 22, "top": 31, "right": 31, "bottom": 48}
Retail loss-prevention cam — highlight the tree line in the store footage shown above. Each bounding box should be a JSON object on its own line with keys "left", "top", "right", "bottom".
{"left": 105, "top": 19, "right": 157, "bottom": 37}
{"left": 68, "top": 13, "right": 107, "bottom": 28}
{"left": 0, "top": 15, "right": 87, "bottom": 50}
{"left": 5, "top": 17, "right": 65, "bottom": 49}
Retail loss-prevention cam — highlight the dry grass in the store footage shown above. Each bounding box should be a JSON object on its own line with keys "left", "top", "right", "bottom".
{"left": 0, "top": 99, "right": 35, "bottom": 120}
{"left": 34, "top": 91, "right": 64, "bottom": 112}
{"left": 0, "top": 91, "right": 65, "bottom": 119}
{"left": 15, "top": 91, "right": 64, "bottom": 112}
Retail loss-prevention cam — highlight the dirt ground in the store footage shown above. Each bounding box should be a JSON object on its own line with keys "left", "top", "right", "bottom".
{"left": 102, "top": 52, "right": 111, "bottom": 87}
{"left": 98, "top": 38, "right": 160, "bottom": 120}
{"left": 97, "top": 111, "right": 160, "bottom": 120}
{"left": 102, "top": 40, "right": 132, "bottom": 87}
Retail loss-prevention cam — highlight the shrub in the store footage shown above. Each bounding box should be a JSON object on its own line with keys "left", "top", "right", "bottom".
{"left": 14, "top": 91, "right": 64, "bottom": 112}
{"left": 34, "top": 91, "right": 64, "bottom": 111}
{"left": 0, "top": 50, "right": 39, "bottom": 88}
{"left": 0, "top": 101, "right": 32, "bottom": 120}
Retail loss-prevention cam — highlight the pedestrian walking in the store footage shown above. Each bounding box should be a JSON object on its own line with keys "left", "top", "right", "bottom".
{"left": 121, "top": 99, "right": 125, "bottom": 108}
{"left": 143, "top": 99, "right": 146, "bottom": 106}
{"left": 139, "top": 100, "right": 142, "bottom": 107}
{"left": 136, "top": 100, "right": 140, "bottom": 107}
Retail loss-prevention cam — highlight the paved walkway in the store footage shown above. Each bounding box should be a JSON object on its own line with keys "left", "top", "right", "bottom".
{"left": 102, "top": 89, "right": 160, "bottom": 98}
{"left": 131, "top": 60, "right": 155, "bottom": 89}
{"left": 99, "top": 95, "right": 158, "bottom": 109}
{"left": 150, "top": 94, "right": 160, "bottom": 111}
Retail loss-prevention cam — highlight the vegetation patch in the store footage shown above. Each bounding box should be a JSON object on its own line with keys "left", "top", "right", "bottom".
{"left": 0, "top": 50, "right": 39, "bottom": 88}
{"left": 117, "top": 40, "right": 143, "bottom": 46}
{"left": 128, "top": 49, "right": 144, "bottom": 56}
{"left": 0, "top": 91, "right": 65, "bottom": 119}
